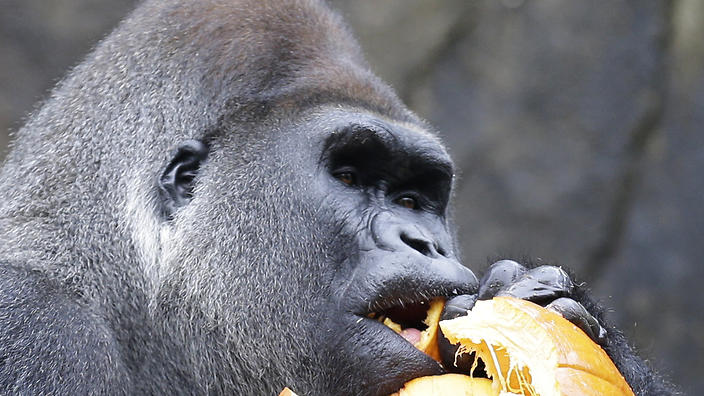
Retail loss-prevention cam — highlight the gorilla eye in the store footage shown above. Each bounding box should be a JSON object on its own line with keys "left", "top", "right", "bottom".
{"left": 396, "top": 196, "right": 418, "bottom": 210}
{"left": 335, "top": 171, "right": 357, "bottom": 186}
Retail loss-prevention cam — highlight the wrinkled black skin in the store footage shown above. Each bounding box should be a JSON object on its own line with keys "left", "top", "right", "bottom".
{"left": 0, "top": 0, "right": 675, "bottom": 395}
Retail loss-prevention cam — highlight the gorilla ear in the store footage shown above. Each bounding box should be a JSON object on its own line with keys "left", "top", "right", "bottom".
{"left": 159, "top": 140, "right": 209, "bottom": 219}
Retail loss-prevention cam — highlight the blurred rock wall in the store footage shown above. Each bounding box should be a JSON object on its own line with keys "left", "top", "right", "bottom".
{"left": 1, "top": 0, "right": 702, "bottom": 393}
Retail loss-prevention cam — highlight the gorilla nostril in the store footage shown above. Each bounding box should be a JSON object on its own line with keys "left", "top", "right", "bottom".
{"left": 400, "top": 233, "right": 433, "bottom": 257}
{"left": 436, "top": 245, "right": 448, "bottom": 257}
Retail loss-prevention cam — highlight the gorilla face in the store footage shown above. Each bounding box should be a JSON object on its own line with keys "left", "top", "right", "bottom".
{"left": 308, "top": 110, "right": 479, "bottom": 394}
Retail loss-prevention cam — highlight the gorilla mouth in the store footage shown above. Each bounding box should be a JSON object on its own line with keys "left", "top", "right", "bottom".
{"left": 343, "top": 265, "right": 479, "bottom": 394}
{"left": 368, "top": 298, "right": 444, "bottom": 358}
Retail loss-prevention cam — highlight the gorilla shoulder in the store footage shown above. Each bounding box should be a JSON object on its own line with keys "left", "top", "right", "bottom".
{"left": 0, "top": 265, "right": 129, "bottom": 394}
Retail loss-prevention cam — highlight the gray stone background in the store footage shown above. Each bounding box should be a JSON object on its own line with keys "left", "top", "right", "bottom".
{"left": 1, "top": 0, "right": 702, "bottom": 394}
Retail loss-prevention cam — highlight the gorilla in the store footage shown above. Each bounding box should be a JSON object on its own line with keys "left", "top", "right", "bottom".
{"left": 0, "top": 0, "right": 675, "bottom": 395}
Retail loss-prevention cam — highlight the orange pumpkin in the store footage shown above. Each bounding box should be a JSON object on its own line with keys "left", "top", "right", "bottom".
{"left": 278, "top": 387, "right": 298, "bottom": 396}
{"left": 394, "top": 297, "right": 634, "bottom": 396}
{"left": 390, "top": 374, "right": 495, "bottom": 396}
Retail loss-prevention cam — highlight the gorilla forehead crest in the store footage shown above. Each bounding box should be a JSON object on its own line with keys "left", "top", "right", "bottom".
{"left": 132, "top": 0, "right": 412, "bottom": 124}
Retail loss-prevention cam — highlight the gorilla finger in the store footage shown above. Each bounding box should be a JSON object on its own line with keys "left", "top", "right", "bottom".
{"left": 477, "top": 260, "right": 527, "bottom": 300}
{"left": 496, "top": 265, "right": 573, "bottom": 304}
{"left": 441, "top": 294, "right": 478, "bottom": 321}
{"left": 546, "top": 297, "right": 607, "bottom": 345}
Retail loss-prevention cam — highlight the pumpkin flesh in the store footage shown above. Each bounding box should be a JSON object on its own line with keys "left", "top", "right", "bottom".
{"left": 438, "top": 297, "right": 635, "bottom": 396}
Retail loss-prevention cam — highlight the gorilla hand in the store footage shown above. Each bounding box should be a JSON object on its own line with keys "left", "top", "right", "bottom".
{"left": 436, "top": 260, "right": 679, "bottom": 395}
{"left": 438, "top": 260, "right": 607, "bottom": 373}
{"left": 479, "top": 260, "right": 606, "bottom": 345}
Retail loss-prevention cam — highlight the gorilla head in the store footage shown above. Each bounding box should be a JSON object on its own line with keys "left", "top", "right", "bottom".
{"left": 0, "top": 0, "right": 475, "bottom": 394}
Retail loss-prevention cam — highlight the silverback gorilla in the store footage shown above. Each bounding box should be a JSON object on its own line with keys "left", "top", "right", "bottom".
{"left": 0, "top": 0, "right": 675, "bottom": 395}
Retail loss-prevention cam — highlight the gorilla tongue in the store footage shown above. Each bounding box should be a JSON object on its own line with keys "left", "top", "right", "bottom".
{"left": 380, "top": 298, "right": 445, "bottom": 361}
{"left": 399, "top": 328, "right": 422, "bottom": 345}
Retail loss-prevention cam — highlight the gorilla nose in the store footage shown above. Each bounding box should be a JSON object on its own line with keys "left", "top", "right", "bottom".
{"left": 369, "top": 212, "right": 453, "bottom": 259}
{"left": 361, "top": 215, "right": 479, "bottom": 299}
{"left": 400, "top": 230, "right": 447, "bottom": 258}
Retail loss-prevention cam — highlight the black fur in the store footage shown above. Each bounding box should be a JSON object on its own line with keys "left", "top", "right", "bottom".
{"left": 0, "top": 0, "right": 675, "bottom": 395}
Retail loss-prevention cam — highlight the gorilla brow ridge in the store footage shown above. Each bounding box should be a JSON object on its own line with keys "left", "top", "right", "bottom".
{"left": 211, "top": 87, "right": 416, "bottom": 138}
